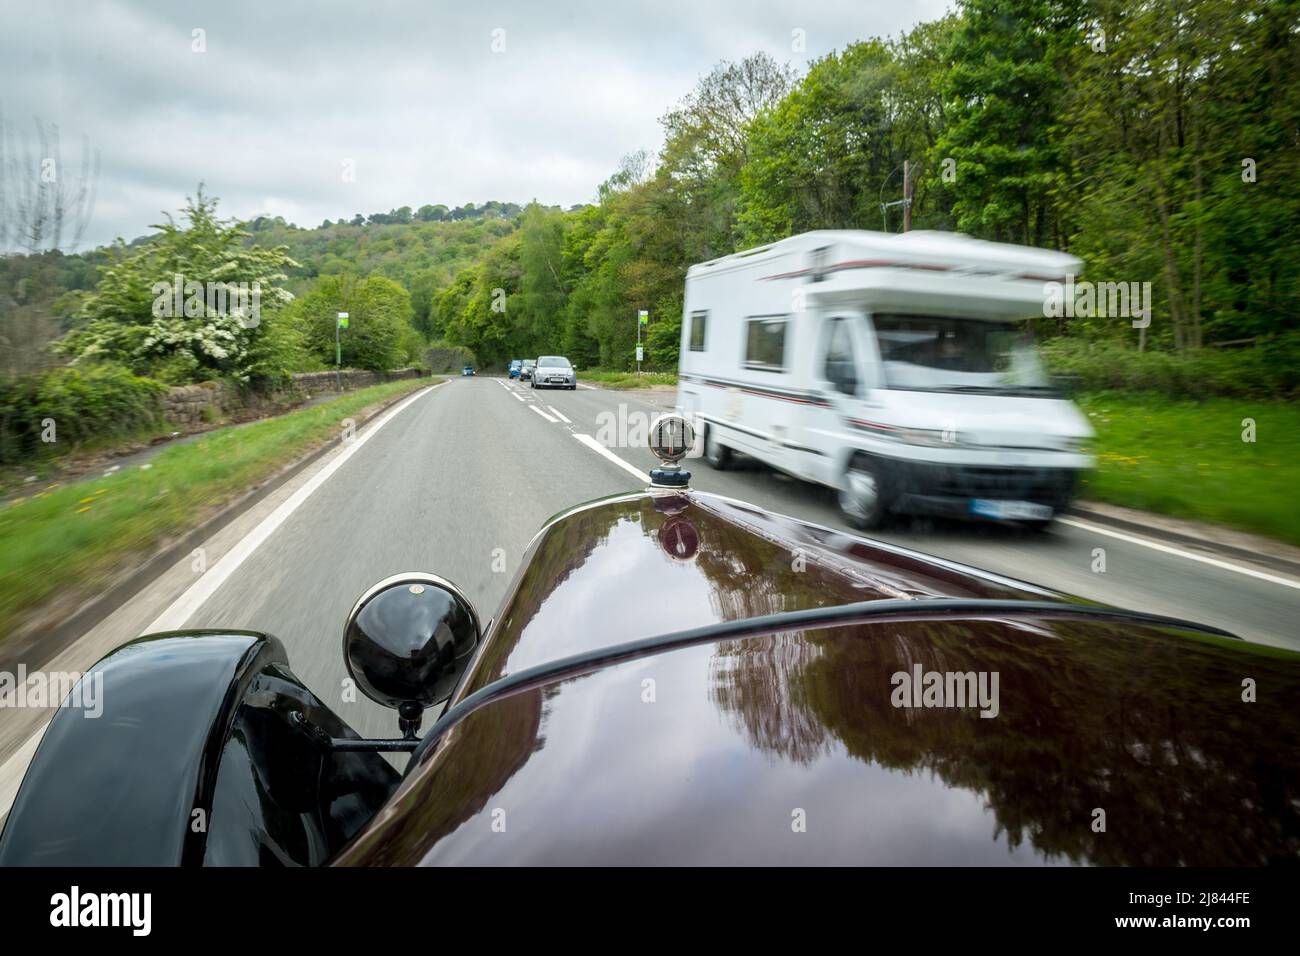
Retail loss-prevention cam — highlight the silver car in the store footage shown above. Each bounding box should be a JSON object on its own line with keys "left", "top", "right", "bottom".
{"left": 531, "top": 355, "right": 576, "bottom": 390}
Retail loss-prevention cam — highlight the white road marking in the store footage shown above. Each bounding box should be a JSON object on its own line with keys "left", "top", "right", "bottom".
{"left": 573, "top": 433, "right": 649, "bottom": 483}
{"left": 530, "top": 405, "right": 558, "bottom": 424}
{"left": 512, "top": 392, "right": 525, "bottom": 402}
{"left": 0, "top": 728, "right": 43, "bottom": 822}
{"left": 1058, "top": 517, "right": 1300, "bottom": 591}
{"left": 577, "top": 383, "right": 597, "bottom": 390}
{"left": 0, "top": 382, "right": 446, "bottom": 819}
{"left": 548, "top": 406, "right": 572, "bottom": 424}
{"left": 147, "top": 383, "right": 440, "bottom": 633}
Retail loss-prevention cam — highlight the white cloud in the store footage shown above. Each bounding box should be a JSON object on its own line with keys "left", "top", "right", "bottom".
{"left": 0, "top": 0, "right": 952, "bottom": 248}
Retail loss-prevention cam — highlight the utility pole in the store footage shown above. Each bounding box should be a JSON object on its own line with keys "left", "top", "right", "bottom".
{"left": 879, "top": 160, "right": 914, "bottom": 233}
{"left": 902, "top": 160, "right": 913, "bottom": 233}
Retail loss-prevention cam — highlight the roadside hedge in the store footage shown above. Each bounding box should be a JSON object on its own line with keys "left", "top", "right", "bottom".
{"left": 1041, "top": 335, "right": 1300, "bottom": 401}
{"left": 0, "top": 365, "right": 166, "bottom": 465}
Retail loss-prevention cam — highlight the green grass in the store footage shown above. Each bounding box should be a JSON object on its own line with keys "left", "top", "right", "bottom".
{"left": 0, "top": 377, "right": 435, "bottom": 640}
{"left": 1078, "top": 391, "right": 1300, "bottom": 545}
{"left": 579, "top": 369, "right": 678, "bottom": 389}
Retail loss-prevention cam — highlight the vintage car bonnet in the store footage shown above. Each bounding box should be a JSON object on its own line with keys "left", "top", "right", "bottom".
{"left": 332, "top": 491, "right": 1300, "bottom": 866}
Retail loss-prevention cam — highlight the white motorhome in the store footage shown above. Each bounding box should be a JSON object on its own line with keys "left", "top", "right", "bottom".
{"left": 676, "top": 230, "right": 1094, "bottom": 529}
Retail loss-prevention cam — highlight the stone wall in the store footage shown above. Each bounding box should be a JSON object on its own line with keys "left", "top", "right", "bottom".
{"left": 161, "top": 368, "right": 425, "bottom": 426}
{"left": 161, "top": 381, "right": 233, "bottom": 427}
{"left": 290, "top": 367, "right": 424, "bottom": 396}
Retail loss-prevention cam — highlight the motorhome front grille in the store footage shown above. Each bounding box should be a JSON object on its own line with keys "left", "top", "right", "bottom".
{"left": 932, "top": 466, "right": 1075, "bottom": 500}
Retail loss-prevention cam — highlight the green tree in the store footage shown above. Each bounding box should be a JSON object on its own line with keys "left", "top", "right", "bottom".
{"left": 59, "top": 188, "right": 300, "bottom": 386}
{"left": 934, "top": 0, "right": 1073, "bottom": 246}
{"left": 1060, "top": 0, "right": 1300, "bottom": 348}
{"left": 290, "top": 274, "right": 411, "bottom": 372}
{"left": 659, "top": 53, "right": 795, "bottom": 258}
{"left": 518, "top": 202, "right": 568, "bottom": 346}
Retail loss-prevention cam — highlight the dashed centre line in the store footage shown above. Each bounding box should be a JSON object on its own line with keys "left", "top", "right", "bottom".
{"left": 504, "top": 378, "right": 647, "bottom": 485}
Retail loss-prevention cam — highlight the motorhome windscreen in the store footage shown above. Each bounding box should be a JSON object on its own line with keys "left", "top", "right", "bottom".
{"left": 873, "top": 314, "right": 1051, "bottom": 394}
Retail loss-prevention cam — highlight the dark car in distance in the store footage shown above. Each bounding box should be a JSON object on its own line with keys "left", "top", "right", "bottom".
{"left": 2, "top": 415, "right": 1297, "bottom": 867}
{"left": 461, "top": 365, "right": 475, "bottom": 376}
{"left": 519, "top": 358, "right": 536, "bottom": 381}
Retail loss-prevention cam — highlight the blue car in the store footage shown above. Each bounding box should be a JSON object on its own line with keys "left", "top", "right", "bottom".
{"left": 462, "top": 365, "right": 475, "bottom": 377}
{"left": 508, "top": 359, "right": 522, "bottom": 379}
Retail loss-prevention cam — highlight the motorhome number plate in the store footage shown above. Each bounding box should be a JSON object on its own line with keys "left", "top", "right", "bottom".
{"left": 970, "top": 499, "right": 1053, "bottom": 521}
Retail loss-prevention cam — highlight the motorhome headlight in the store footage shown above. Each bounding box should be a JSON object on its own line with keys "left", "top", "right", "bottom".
{"left": 893, "top": 426, "right": 956, "bottom": 448}
{"left": 848, "top": 419, "right": 962, "bottom": 447}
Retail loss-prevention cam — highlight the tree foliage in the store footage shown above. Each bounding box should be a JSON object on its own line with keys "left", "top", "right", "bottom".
{"left": 288, "top": 273, "right": 413, "bottom": 373}
{"left": 59, "top": 189, "right": 301, "bottom": 386}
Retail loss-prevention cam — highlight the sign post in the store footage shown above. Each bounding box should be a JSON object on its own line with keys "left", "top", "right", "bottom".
{"left": 637, "top": 310, "right": 648, "bottom": 376}
{"left": 336, "top": 312, "right": 349, "bottom": 390}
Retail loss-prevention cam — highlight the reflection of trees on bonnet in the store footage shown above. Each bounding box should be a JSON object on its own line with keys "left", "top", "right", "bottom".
{"left": 694, "top": 501, "right": 893, "bottom": 768}
{"left": 706, "top": 605, "right": 1300, "bottom": 864}
{"left": 711, "top": 634, "right": 831, "bottom": 766}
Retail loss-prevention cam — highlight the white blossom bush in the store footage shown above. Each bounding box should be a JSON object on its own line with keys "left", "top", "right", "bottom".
{"left": 60, "top": 188, "right": 305, "bottom": 387}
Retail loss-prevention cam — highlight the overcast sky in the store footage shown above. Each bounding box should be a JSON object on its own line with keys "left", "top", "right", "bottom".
{"left": 2, "top": 0, "right": 950, "bottom": 250}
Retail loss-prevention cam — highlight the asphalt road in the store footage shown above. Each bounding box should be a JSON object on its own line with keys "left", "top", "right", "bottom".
{"left": 3, "top": 374, "right": 1299, "bottom": 810}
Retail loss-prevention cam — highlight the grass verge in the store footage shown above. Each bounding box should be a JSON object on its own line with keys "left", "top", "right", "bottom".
{"left": 0, "top": 377, "right": 436, "bottom": 641}
{"left": 579, "top": 369, "right": 678, "bottom": 389}
{"left": 1078, "top": 391, "right": 1300, "bottom": 546}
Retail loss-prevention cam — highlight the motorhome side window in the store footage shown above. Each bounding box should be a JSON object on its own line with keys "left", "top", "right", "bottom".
{"left": 744, "top": 316, "right": 787, "bottom": 372}
{"left": 824, "top": 318, "right": 858, "bottom": 395}
{"left": 689, "top": 310, "right": 707, "bottom": 351}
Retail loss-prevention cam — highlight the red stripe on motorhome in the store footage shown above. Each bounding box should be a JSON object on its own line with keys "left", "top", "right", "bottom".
{"left": 685, "top": 375, "right": 830, "bottom": 407}
{"left": 760, "top": 259, "right": 954, "bottom": 280}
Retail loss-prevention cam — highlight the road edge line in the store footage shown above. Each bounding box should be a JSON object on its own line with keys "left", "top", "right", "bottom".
{"left": 1067, "top": 502, "right": 1300, "bottom": 578}
{"left": 0, "top": 379, "right": 445, "bottom": 678}
{"left": 145, "top": 382, "right": 438, "bottom": 632}
{"left": 1057, "top": 517, "right": 1300, "bottom": 591}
